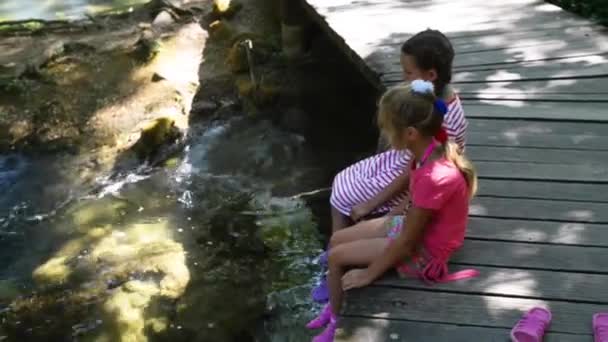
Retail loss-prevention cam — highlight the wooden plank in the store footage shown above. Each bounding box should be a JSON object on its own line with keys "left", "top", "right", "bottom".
{"left": 365, "top": 23, "right": 605, "bottom": 59}
{"left": 467, "top": 118, "right": 608, "bottom": 135}
{"left": 457, "top": 92, "right": 607, "bottom": 102}
{"left": 381, "top": 48, "right": 608, "bottom": 83}
{"left": 376, "top": 265, "right": 608, "bottom": 303}
{"left": 386, "top": 76, "right": 608, "bottom": 102}
{"left": 453, "top": 52, "right": 608, "bottom": 73}
{"left": 475, "top": 161, "right": 608, "bottom": 182}
{"left": 462, "top": 101, "right": 608, "bottom": 122}
{"left": 453, "top": 239, "right": 608, "bottom": 273}
{"left": 373, "top": 45, "right": 608, "bottom": 75}
{"left": 467, "top": 217, "right": 608, "bottom": 247}
{"left": 452, "top": 63, "right": 608, "bottom": 84}
{"left": 336, "top": 317, "right": 591, "bottom": 342}
{"left": 451, "top": 26, "right": 607, "bottom": 52}
{"left": 471, "top": 197, "right": 608, "bottom": 223}
{"left": 477, "top": 179, "right": 608, "bottom": 202}
{"left": 468, "top": 146, "right": 608, "bottom": 164}
{"left": 343, "top": 287, "right": 604, "bottom": 334}
{"left": 468, "top": 131, "right": 608, "bottom": 150}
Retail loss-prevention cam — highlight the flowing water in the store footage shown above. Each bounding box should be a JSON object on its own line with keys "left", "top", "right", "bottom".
{"left": 0, "top": 0, "right": 151, "bottom": 21}
{"left": 0, "top": 115, "right": 347, "bottom": 341}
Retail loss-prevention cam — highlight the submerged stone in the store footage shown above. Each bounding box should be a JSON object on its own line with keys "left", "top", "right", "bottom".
{"left": 132, "top": 118, "right": 183, "bottom": 161}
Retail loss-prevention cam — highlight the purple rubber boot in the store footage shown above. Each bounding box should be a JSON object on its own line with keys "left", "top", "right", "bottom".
{"left": 312, "top": 318, "right": 337, "bottom": 342}
{"left": 318, "top": 250, "right": 328, "bottom": 268}
{"left": 311, "top": 250, "right": 329, "bottom": 303}
{"left": 306, "top": 304, "right": 333, "bottom": 329}
{"left": 311, "top": 275, "right": 329, "bottom": 304}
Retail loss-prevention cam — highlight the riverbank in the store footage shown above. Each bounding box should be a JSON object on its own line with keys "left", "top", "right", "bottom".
{"left": 0, "top": 0, "right": 380, "bottom": 341}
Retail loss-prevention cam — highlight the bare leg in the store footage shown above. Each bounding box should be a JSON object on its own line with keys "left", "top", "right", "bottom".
{"left": 331, "top": 205, "right": 351, "bottom": 233}
{"left": 329, "top": 216, "right": 391, "bottom": 248}
{"left": 327, "top": 238, "right": 388, "bottom": 315}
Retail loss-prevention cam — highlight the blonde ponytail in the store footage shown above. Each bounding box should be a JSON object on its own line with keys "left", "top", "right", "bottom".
{"left": 444, "top": 141, "right": 477, "bottom": 199}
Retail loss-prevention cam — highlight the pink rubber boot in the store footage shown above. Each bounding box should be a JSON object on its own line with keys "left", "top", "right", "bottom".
{"left": 312, "top": 316, "right": 337, "bottom": 342}
{"left": 594, "top": 313, "right": 608, "bottom": 342}
{"left": 510, "top": 307, "right": 552, "bottom": 342}
{"left": 306, "top": 304, "right": 333, "bottom": 330}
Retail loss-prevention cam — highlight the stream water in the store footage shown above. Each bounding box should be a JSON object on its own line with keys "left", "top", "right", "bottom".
{"left": 0, "top": 0, "right": 151, "bottom": 21}
{"left": 0, "top": 1, "right": 380, "bottom": 339}
{"left": 0, "top": 115, "right": 347, "bottom": 341}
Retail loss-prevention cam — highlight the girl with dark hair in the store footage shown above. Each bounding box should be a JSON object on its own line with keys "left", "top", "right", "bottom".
{"left": 313, "top": 29, "right": 468, "bottom": 303}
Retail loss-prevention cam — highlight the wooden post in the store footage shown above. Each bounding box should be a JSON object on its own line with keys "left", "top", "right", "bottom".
{"left": 280, "top": 0, "right": 308, "bottom": 60}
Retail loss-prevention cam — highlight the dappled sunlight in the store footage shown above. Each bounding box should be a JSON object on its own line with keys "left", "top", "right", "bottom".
{"left": 30, "top": 203, "right": 190, "bottom": 341}
{"left": 483, "top": 296, "right": 549, "bottom": 320}
{"left": 469, "top": 203, "right": 488, "bottom": 216}
{"left": 534, "top": 3, "right": 563, "bottom": 12}
{"left": 70, "top": 199, "right": 131, "bottom": 228}
{"left": 213, "top": 0, "right": 232, "bottom": 12}
{"left": 33, "top": 256, "right": 72, "bottom": 285}
{"left": 564, "top": 210, "right": 595, "bottom": 222}
{"left": 336, "top": 318, "right": 389, "bottom": 341}
{"left": 482, "top": 269, "right": 538, "bottom": 297}
{"left": 512, "top": 243, "right": 541, "bottom": 258}
{"left": 101, "top": 280, "right": 163, "bottom": 341}
{"left": 511, "top": 227, "right": 548, "bottom": 242}
{"left": 553, "top": 223, "right": 585, "bottom": 244}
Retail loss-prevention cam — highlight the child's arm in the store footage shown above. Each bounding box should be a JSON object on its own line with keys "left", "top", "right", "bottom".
{"left": 387, "top": 195, "right": 409, "bottom": 216}
{"left": 351, "top": 171, "right": 410, "bottom": 221}
{"left": 342, "top": 206, "right": 432, "bottom": 289}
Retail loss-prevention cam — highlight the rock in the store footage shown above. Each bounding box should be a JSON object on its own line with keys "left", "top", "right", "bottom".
{"left": 153, "top": 11, "right": 175, "bottom": 28}
{"left": 131, "top": 30, "right": 161, "bottom": 63}
{"left": 225, "top": 41, "right": 249, "bottom": 73}
{"left": 282, "top": 24, "right": 307, "bottom": 60}
{"left": 236, "top": 75, "right": 281, "bottom": 112}
{"left": 208, "top": 20, "right": 236, "bottom": 42}
{"left": 151, "top": 72, "right": 165, "bottom": 82}
{"left": 132, "top": 118, "right": 183, "bottom": 161}
{"left": 191, "top": 100, "right": 219, "bottom": 116}
{"left": 281, "top": 108, "right": 309, "bottom": 135}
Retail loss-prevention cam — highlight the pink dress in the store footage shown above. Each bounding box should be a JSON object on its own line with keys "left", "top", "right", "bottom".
{"left": 388, "top": 157, "right": 471, "bottom": 282}
{"left": 330, "top": 96, "right": 467, "bottom": 216}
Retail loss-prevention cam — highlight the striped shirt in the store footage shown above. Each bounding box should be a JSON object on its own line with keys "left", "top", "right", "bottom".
{"left": 330, "top": 95, "right": 467, "bottom": 216}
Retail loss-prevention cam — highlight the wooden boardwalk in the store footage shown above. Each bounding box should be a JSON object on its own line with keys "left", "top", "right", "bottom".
{"left": 301, "top": 0, "right": 608, "bottom": 340}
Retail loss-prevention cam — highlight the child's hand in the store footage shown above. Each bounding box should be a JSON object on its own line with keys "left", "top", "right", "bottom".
{"left": 351, "top": 202, "right": 373, "bottom": 221}
{"left": 342, "top": 269, "right": 373, "bottom": 290}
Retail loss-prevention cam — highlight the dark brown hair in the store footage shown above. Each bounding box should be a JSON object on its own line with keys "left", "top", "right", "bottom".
{"left": 401, "top": 29, "right": 455, "bottom": 97}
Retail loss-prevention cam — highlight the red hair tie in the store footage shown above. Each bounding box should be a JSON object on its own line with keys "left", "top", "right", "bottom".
{"left": 435, "top": 128, "right": 448, "bottom": 144}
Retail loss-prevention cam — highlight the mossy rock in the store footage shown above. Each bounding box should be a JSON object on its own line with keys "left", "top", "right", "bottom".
{"left": 131, "top": 31, "right": 162, "bottom": 64}
{"left": 225, "top": 34, "right": 278, "bottom": 74}
{"left": 208, "top": 20, "right": 237, "bottom": 42}
{"left": 236, "top": 77, "right": 280, "bottom": 111}
{"left": 225, "top": 41, "right": 249, "bottom": 73}
{"left": 132, "top": 117, "right": 182, "bottom": 161}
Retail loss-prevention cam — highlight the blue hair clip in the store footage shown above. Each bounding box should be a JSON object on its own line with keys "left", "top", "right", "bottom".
{"left": 434, "top": 99, "right": 448, "bottom": 117}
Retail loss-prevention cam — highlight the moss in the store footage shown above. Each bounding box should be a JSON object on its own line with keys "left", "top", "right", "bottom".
{"left": 69, "top": 199, "right": 131, "bottom": 227}
{"left": 0, "top": 78, "right": 29, "bottom": 96}
{"left": 101, "top": 280, "right": 159, "bottom": 342}
{"left": 32, "top": 257, "right": 72, "bottom": 285}
{"left": 236, "top": 77, "right": 280, "bottom": 110}
{"left": 226, "top": 41, "right": 250, "bottom": 73}
{"left": 131, "top": 117, "right": 182, "bottom": 161}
